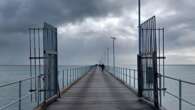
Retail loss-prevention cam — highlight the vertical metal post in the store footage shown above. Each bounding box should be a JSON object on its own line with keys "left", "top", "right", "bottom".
{"left": 138, "top": 0, "right": 141, "bottom": 53}
{"left": 122, "top": 68, "right": 123, "bottom": 81}
{"left": 69, "top": 68, "right": 71, "bottom": 85}
{"left": 37, "top": 28, "right": 41, "bottom": 104}
{"left": 153, "top": 52, "right": 159, "bottom": 109}
{"left": 19, "top": 81, "right": 22, "bottom": 110}
{"left": 73, "top": 68, "right": 75, "bottom": 81}
{"left": 120, "top": 67, "right": 122, "bottom": 80}
{"left": 73, "top": 68, "right": 74, "bottom": 82}
{"left": 62, "top": 70, "right": 64, "bottom": 88}
{"left": 123, "top": 68, "right": 125, "bottom": 82}
{"left": 71, "top": 68, "right": 72, "bottom": 83}
{"left": 134, "top": 70, "right": 136, "bottom": 88}
{"left": 137, "top": 0, "right": 143, "bottom": 97}
{"left": 107, "top": 48, "right": 109, "bottom": 67}
{"left": 66, "top": 69, "right": 68, "bottom": 87}
{"left": 68, "top": 68, "right": 70, "bottom": 85}
{"left": 74, "top": 68, "right": 76, "bottom": 81}
{"left": 111, "top": 37, "right": 116, "bottom": 76}
{"left": 159, "top": 74, "right": 162, "bottom": 106}
{"left": 137, "top": 55, "right": 143, "bottom": 97}
{"left": 117, "top": 67, "right": 119, "bottom": 78}
{"left": 29, "top": 29, "right": 33, "bottom": 102}
{"left": 33, "top": 29, "right": 37, "bottom": 101}
{"left": 179, "top": 80, "right": 182, "bottom": 110}
{"left": 126, "top": 68, "right": 128, "bottom": 84}
{"left": 75, "top": 68, "right": 77, "bottom": 80}
{"left": 162, "top": 28, "right": 165, "bottom": 96}
{"left": 129, "top": 69, "right": 131, "bottom": 86}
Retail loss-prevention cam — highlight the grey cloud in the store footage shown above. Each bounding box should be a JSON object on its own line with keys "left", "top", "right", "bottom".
{"left": 0, "top": 0, "right": 137, "bottom": 65}
{"left": 0, "top": 0, "right": 195, "bottom": 65}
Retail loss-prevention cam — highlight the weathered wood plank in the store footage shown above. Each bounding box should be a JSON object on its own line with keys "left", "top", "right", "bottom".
{"left": 47, "top": 67, "right": 154, "bottom": 110}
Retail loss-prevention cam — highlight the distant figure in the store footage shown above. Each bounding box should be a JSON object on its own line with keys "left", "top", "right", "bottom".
{"left": 102, "top": 64, "right": 105, "bottom": 72}
{"left": 99, "top": 64, "right": 105, "bottom": 72}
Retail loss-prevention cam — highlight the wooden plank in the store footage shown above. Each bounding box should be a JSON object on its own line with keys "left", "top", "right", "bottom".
{"left": 47, "top": 67, "right": 154, "bottom": 110}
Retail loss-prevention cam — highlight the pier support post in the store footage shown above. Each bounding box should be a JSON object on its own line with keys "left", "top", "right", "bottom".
{"left": 137, "top": 55, "right": 143, "bottom": 97}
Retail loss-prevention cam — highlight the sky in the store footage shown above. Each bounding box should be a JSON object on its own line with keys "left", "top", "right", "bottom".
{"left": 0, "top": 0, "right": 195, "bottom": 65}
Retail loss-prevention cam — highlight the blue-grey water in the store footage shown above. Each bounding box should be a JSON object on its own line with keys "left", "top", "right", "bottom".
{"left": 0, "top": 65, "right": 194, "bottom": 110}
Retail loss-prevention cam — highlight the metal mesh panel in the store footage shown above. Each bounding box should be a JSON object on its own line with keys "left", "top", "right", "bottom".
{"left": 140, "top": 16, "right": 165, "bottom": 108}
{"left": 29, "top": 23, "right": 58, "bottom": 104}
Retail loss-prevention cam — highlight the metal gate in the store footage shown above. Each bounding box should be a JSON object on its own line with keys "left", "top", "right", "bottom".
{"left": 29, "top": 23, "right": 59, "bottom": 105}
{"left": 138, "top": 16, "right": 165, "bottom": 109}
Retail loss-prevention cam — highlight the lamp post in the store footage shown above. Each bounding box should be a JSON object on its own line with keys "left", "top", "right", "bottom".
{"left": 111, "top": 37, "right": 116, "bottom": 76}
{"left": 107, "top": 48, "right": 109, "bottom": 66}
{"left": 137, "top": 0, "right": 143, "bottom": 98}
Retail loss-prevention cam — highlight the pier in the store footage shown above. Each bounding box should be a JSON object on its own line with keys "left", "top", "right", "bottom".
{"left": 1, "top": 0, "right": 195, "bottom": 110}
{"left": 47, "top": 67, "right": 154, "bottom": 110}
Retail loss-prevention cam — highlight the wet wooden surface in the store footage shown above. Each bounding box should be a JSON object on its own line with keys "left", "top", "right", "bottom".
{"left": 47, "top": 67, "right": 154, "bottom": 110}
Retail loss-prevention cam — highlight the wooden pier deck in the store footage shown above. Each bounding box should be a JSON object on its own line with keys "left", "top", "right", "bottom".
{"left": 47, "top": 67, "right": 154, "bottom": 110}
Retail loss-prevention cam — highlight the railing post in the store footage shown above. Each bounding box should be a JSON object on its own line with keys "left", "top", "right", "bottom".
{"left": 62, "top": 70, "right": 64, "bottom": 88}
{"left": 126, "top": 68, "right": 128, "bottom": 84}
{"left": 137, "top": 54, "right": 143, "bottom": 97}
{"left": 37, "top": 75, "right": 40, "bottom": 105}
{"left": 179, "top": 80, "right": 182, "bottom": 110}
{"left": 134, "top": 70, "right": 136, "bottom": 88}
{"left": 129, "top": 69, "right": 131, "bottom": 87}
{"left": 70, "top": 68, "right": 72, "bottom": 84}
{"left": 124, "top": 68, "right": 125, "bottom": 82}
{"left": 76, "top": 68, "right": 77, "bottom": 80}
{"left": 73, "top": 68, "right": 76, "bottom": 82}
{"left": 75, "top": 68, "right": 76, "bottom": 80}
{"left": 19, "top": 81, "right": 21, "bottom": 110}
{"left": 73, "top": 68, "right": 74, "bottom": 82}
{"left": 121, "top": 67, "right": 122, "bottom": 80}
{"left": 118, "top": 67, "right": 119, "bottom": 77}
{"left": 122, "top": 68, "right": 124, "bottom": 81}
{"left": 66, "top": 69, "right": 68, "bottom": 87}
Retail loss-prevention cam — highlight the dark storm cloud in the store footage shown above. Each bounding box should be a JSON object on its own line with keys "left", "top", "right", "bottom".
{"left": 0, "top": 0, "right": 137, "bottom": 65}
{"left": 0, "top": 0, "right": 136, "bottom": 33}
{"left": 0, "top": 0, "right": 195, "bottom": 65}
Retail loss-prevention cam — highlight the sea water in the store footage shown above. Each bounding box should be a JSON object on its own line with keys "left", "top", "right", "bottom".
{"left": 0, "top": 65, "right": 194, "bottom": 110}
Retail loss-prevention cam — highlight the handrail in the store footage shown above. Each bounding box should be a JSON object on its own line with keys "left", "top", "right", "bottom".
{"left": 0, "top": 76, "right": 36, "bottom": 88}
{"left": 0, "top": 65, "right": 92, "bottom": 110}
{"left": 0, "top": 92, "right": 33, "bottom": 110}
{"left": 108, "top": 65, "right": 195, "bottom": 110}
{"left": 162, "top": 74, "right": 195, "bottom": 85}
{"left": 159, "top": 74, "right": 195, "bottom": 110}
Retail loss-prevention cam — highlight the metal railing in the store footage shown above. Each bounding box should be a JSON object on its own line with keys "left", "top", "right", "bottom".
{"left": 0, "top": 76, "right": 36, "bottom": 110}
{"left": 0, "top": 65, "right": 91, "bottom": 110}
{"left": 106, "top": 65, "right": 195, "bottom": 110}
{"left": 160, "top": 74, "right": 195, "bottom": 110}
{"left": 106, "top": 66, "right": 138, "bottom": 91}
{"left": 58, "top": 66, "right": 91, "bottom": 92}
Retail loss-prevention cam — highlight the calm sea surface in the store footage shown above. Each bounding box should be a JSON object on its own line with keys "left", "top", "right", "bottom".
{"left": 0, "top": 65, "right": 194, "bottom": 110}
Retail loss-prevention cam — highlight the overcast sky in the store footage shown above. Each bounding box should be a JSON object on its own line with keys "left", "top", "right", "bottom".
{"left": 0, "top": 0, "right": 195, "bottom": 65}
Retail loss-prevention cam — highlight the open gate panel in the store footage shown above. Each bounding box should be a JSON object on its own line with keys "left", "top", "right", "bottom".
{"left": 140, "top": 16, "right": 165, "bottom": 108}
{"left": 29, "top": 23, "right": 58, "bottom": 105}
